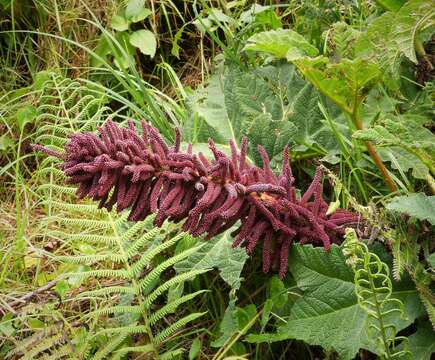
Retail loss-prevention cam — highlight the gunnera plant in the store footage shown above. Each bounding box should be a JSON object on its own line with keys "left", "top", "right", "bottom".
{"left": 34, "top": 120, "right": 360, "bottom": 278}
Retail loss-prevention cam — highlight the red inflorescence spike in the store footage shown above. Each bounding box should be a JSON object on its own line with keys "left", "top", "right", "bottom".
{"left": 33, "top": 120, "right": 359, "bottom": 278}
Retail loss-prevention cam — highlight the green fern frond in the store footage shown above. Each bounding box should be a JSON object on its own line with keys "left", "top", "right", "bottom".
{"left": 114, "top": 344, "right": 154, "bottom": 356}
{"left": 144, "top": 269, "right": 210, "bottom": 308}
{"left": 138, "top": 244, "right": 204, "bottom": 293}
{"left": 153, "top": 312, "right": 206, "bottom": 344}
{"left": 20, "top": 333, "right": 64, "bottom": 360}
{"left": 54, "top": 216, "right": 117, "bottom": 229}
{"left": 58, "top": 253, "right": 128, "bottom": 264}
{"left": 129, "top": 232, "right": 188, "bottom": 277}
{"left": 159, "top": 349, "right": 186, "bottom": 360}
{"left": 72, "top": 268, "right": 129, "bottom": 280}
{"left": 51, "top": 231, "right": 118, "bottom": 246}
{"left": 37, "top": 184, "right": 77, "bottom": 195}
{"left": 149, "top": 290, "right": 208, "bottom": 325}
{"left": 93, "top": 334, "right": 129, "bottom": 360}
{"left": 37, "top": 167, "right": 66, "bottom": 178}
{"left": 78, "top": 286, "right": 136, "bottom": 298}
{"left": 96, "top": 325, "right": 149, "bottom": 336}
{"left": 44, "top": 201, "right": 108, "bottom": 215}
{"left": 89, "top": 305, "right": 142, "bottom": 317}
{"left": 124, "top": 227, "right": 161, "bottom": 258}
{"left": 343, "top": 228, "right": 412, "bottom": 359}
{"left": 120, "top": 220, "right": 150, "bottom": 241}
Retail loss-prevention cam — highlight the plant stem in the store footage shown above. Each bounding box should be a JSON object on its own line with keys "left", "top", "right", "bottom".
{"left": 351, "top": 113, "right": 397, "bottom": 193}
{"left": 367, "top": 265, "right": 392, "bottom": 359}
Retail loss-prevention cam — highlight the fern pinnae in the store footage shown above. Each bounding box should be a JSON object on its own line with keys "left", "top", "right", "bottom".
{"left": 38, "top": 184, "right": 77, "bottom": 195}
{"left": 95, "top": 324, "right": 149, "bottom": 336}
{"left": 144, "top": 269, "right": 210, "bottom": 308}
{"left": 138, "top": 244, "right": 205, "bottom": 293}
{"left": 78, "top": 285, "right": 136, "bottom": 298}
{"left": 55, "top": 216, "right": 116, "bottom": 229}
{"left": 93, "top": 333, "right": 129, "bottom": 360}
{"left": 72, "top": 268, "right": 129, "bottom": 280}
{"left": 21, "top": 333, "right": 64, "bottom": 360}
{"left": 58, "top": 253, "right": 128, "bottom": 264}
{"left": 129, "top": 231, "right": 187, "bottom": 277}
{"left": 89, "top": 305, "right": 142, "bottom": 317}
{"left": 120, "top": 219, "right": 151, "bottom": 243}
{"left": 114, "top": 344, "right": 155, "bottom": 357}
{"left": 44, "top": 201, "right": 107, "bottom": 215}
{"left": 124, "top": 226, "right": 161, "bottom": 258}
{"left": 153, "top": 312, "right": 207, "bottom": 344}
{"left": 37, "top": 166, "right": 65, "bottom": 178}
{"left": 148, "top": 290, "right": 209, "bottom": 326}
{"left": 39, "top": 346, "right": 71, "bottom": 360}
{"left": 34, "top": 133, "right": 67, "bottom": 146}
{"left": 53, "top": 232, "right": 119, "bottom": 246}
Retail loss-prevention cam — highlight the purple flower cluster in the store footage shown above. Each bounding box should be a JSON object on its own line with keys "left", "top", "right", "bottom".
{"left": 35, "top": 120, "right": 359, "bottom": 278}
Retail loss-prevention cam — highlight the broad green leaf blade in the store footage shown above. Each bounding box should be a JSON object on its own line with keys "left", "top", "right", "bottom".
{"left": 247, "top": 244, "right": 423, "bottom": 359}
{"left": 379, "top": 147, "right": 429, "bottom": 180}
{"left": 374, "top": 0, "right": 406, "bottom": 12}
{"left": 174, "top": 228, "right": 248, "bottom": 289}
{"left": 386, "top": 193, "right": 435, "bottom": 225}
{"left": 407, "top": 322, "right": 435, "bottom": 360}
{"left": 293, "top": 57, "right": 381, "bottom": 114}
{"left": 125, "top": 0, "right": 151, "bottom": 23}
{"left": 16, "top": 105, "right": 37, "bottom": 131}
{"left": 393, "top": 0, "right": 435, "bottom": 64}
{"left": 129, "top": 30, "right": 156, "bottom": 57}
{"left": 244, "top": 29, "right": 318, "bottom": 59}
{"left": 223, "top": 63, "right": 343, "bottom": 163}
{"left": 111, "top": 15, "right": 129, "bottom": 31}
{"left": 188, "top": 74, "right": 235, "bottom": 142}
{"left": 354, "top": 114, "right": 435, "bottom": 176}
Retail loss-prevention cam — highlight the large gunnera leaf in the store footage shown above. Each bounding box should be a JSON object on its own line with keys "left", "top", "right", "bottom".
{"left": 246, "top": 244, "right": 423, "bottom": 359}
{"left": 386, "top": 193, "right": 435, "bottom": 225}
{"left": 174, "top": 228, "right": 248, "bottom": 290}
{"left": 187, "top": 62, "right": 344, "bottom": 166}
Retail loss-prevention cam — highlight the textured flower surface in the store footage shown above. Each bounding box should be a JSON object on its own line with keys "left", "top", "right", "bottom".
{"left": 34, "top": 120, "right": 360, "bottom": 278}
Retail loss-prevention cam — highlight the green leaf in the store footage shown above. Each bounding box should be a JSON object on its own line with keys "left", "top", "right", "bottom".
{"left": 27, "top": 318, "right": 45, "bottom": 329}
{"left": 174, "top": 228, "right": 248, "bottom": 290}
{"left": 428, "top": 253, "right": 435, "bottom": 268}
{"left": 125, "top": 0, "right": 151, "bottom": 22}
{"left": 244, "top": 28, "right": 318, "bottom": 59}
{"left": 16, "top": 105, "right": 37, "bottom": 132}
{"left": 374, "top": 0, "right": 406, "bottom": 12}
{"left": 387, "top": 193, "right": 435, "bottom": 225}
{"left": 269, "top": 276, "right": 287, "bottom": 309}
{"left": 0, "top": 135, "right": 13, "bottom": 152}
{"left": 354, "top": 114, "right": 435, "bottom": 176}
{"left": 188, "top": 74, "right": 235, "bottom": 143}
{"left": 111, "top": 15, "right": 129, "bottom": 31}
{"left": 0, "top": 314, "right": 15, "bottom": 337}
{"left": 292, "top": 57, "right": 381, "bottom": 114}
{"left": 188, "top": 338, "right": 201, "bottom": 360}
{"left": 55, "top": 280, "right": 70, "bottom": 299}
{"left": 393, "top": 0, "right": 435, "bottom": 64}
{"left": 129, "top": 30, "right": 156, "bottom": 57}
{"left": 246, "top": 244, "right": 423, "bottom": 359}
{"left": 407, "top": 322, "right": 435, "bottom": 360}
{"left": 223, "top": 63, "right": 343, "bottom": 163}
{"left": 211, "top": 291, "right": 238, "bottom": 347}
{"left": 235, "top": 304, "right": 257, "bottom": 329}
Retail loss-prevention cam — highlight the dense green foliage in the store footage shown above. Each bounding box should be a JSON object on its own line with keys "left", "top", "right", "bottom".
{"left": 0, "top": 0, "right": 434, "bottom": 359}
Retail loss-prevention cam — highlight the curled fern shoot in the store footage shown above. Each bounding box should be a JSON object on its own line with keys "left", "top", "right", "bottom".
{"left": 343, "top": 228, "right": 412, "bottom": 359}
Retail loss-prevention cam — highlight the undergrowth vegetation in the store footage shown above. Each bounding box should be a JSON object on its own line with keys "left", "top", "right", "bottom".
{"left": 0, "top": 0, "right": 434, "bottom": 359}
